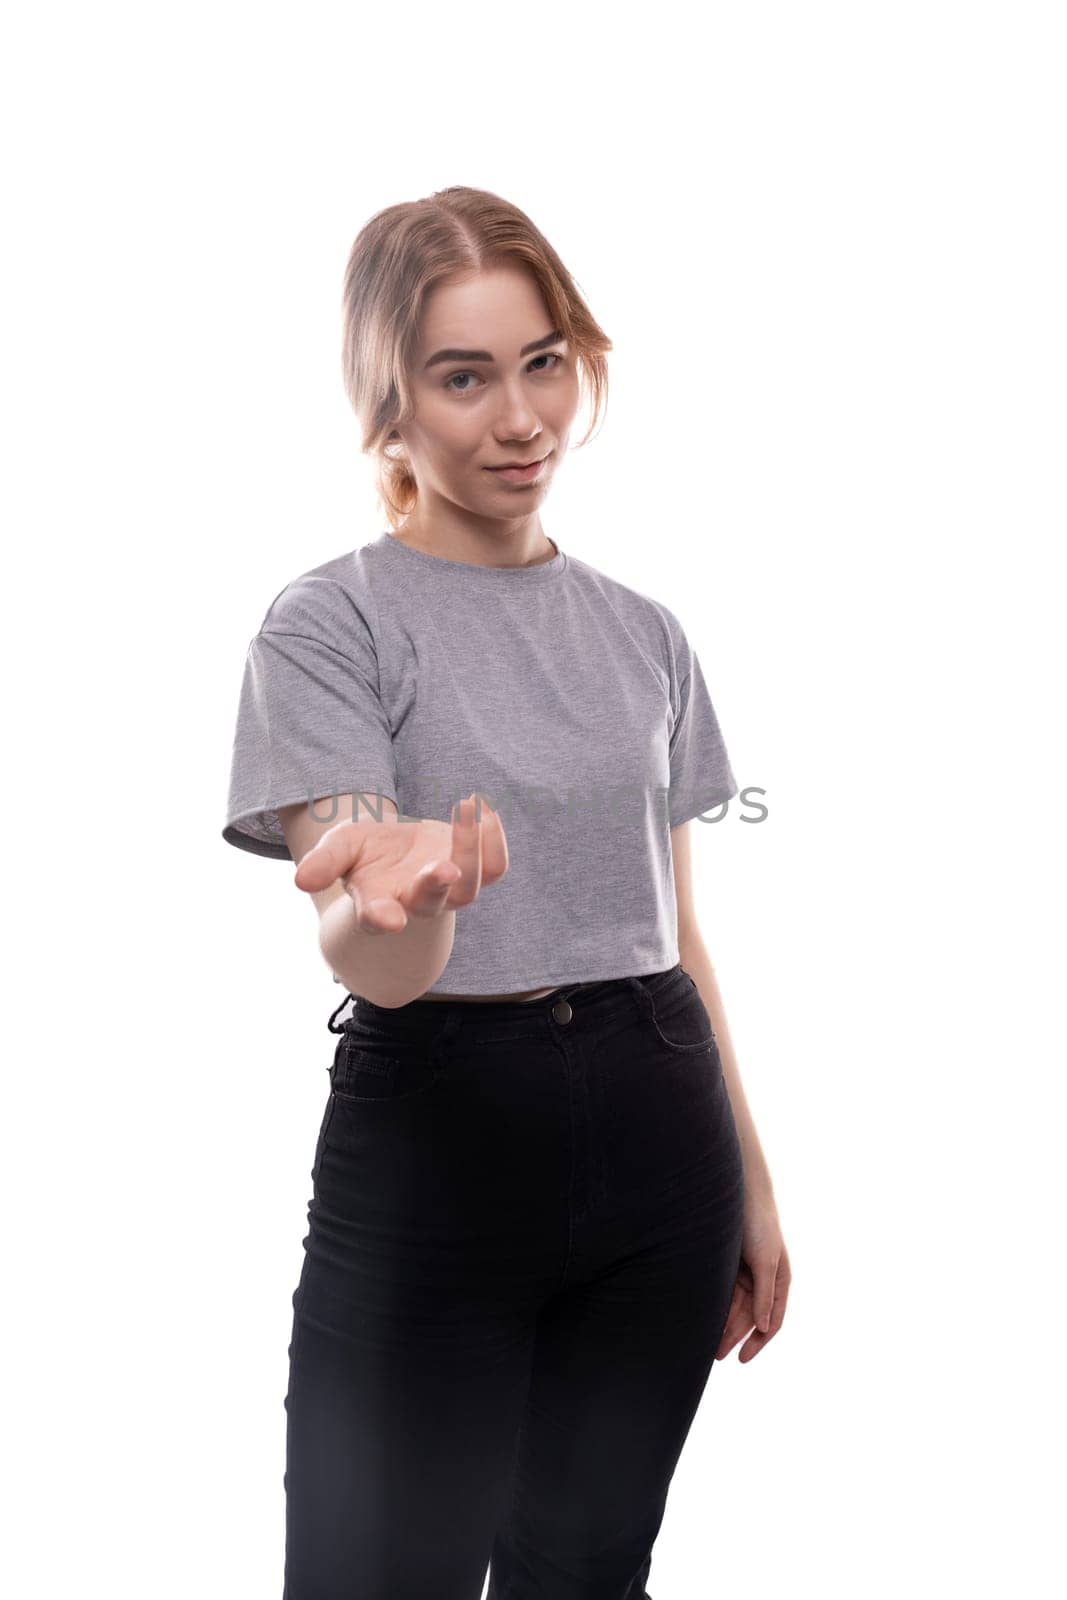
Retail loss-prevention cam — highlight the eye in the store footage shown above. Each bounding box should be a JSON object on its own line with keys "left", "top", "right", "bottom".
{"left": 444, "top": 351, "right": 565, "bottom": 395}
{"left": 445, "top": 371, "right": 479, "bottom": 394}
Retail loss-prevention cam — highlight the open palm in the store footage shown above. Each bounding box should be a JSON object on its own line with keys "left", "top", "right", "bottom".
{"left": 293, "top": 793, "right": 509, "bottom": 934}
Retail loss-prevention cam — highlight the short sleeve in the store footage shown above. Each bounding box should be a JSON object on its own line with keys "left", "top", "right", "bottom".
{"left": 662, "top": 605, "right": 738, "bottom": 828}
{"left": 222, "top": 576, "right": 399, "bottom": 860}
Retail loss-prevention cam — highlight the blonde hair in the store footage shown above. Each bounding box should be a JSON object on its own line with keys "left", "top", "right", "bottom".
{"left": 341, "top": 186, "right": 613, "bottom": 529}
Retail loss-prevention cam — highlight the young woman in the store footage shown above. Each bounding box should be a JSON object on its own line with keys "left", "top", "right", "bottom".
{"left": 223, "top": 186, "right": 790, "bottom": 1600}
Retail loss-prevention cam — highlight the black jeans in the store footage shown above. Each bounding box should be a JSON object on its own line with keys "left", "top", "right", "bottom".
{"left": 283, "top": 963, "right": 745, "bottom": 1599}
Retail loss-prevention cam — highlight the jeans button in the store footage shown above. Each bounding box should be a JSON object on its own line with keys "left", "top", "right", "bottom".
{"left": 552, "top": 999, "right": 573, "bottom": 1024}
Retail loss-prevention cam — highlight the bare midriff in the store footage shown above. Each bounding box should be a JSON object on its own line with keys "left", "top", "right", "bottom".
{"left": 417, "top": 986, "right": 561, "bottom": 1003}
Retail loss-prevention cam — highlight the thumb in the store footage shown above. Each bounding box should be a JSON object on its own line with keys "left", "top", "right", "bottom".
{"left": 293, "top": 823, "right": 368, "bottom": 893}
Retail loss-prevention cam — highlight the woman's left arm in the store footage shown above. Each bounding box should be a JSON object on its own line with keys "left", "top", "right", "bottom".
{"left": 679, "top": 937, "right": 792, "bottom": 1361}
{"left": 673, "top": 822, "right": 791, "bottom": 1361}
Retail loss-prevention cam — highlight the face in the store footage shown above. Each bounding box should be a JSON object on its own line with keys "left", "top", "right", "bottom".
{"left": 391, "top": 264, "right": 581, "bottom": 534}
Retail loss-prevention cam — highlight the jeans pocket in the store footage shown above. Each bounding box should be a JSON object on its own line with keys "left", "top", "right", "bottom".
{"left": 646, "top": 977, "right": 718, "bottom": 1055}
{"left": 331, "top": 1027, "right": 444, "bottom": 1103}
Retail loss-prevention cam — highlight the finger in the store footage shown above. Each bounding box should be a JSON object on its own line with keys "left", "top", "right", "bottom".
{"left": 446, "top": 794, "right": 484, "bottom": 906}
{"left": 751, "top": 1254, "right": 777, "bottom": 1331}
{"left": 293, "top": 822, "right": 371, "bottom": 894}
{"left": 714, "top": 1289, "right": 750, "bottom": 1360}
{"left": 715, "top": 1306, "right": 750, "bottom": 1361}
{"left": 398, "top": 859, "right": 463, "bottom": 917}
{"left": 761, "top": 1279, "right": 788, "bottom": 1338}
{"left": 346, "top": 882, "right": 408, "bottom": 934}
{"left": 738, "top": 1329, "right": 769, "bottom": 1363}
{"left": 737, "top": 1299, "right": 785, "bottom": 1362}
{"left": 476, "top": 799, "right": 509, "bottom": 883}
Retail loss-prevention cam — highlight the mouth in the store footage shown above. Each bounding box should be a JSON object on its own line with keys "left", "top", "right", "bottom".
{"left": 485, "top": 452, "right": 551, "bottom": 484}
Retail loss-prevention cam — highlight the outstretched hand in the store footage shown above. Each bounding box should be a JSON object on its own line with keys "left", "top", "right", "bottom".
{"left": 293, "top": 792, "right": 509, "bottom": 934}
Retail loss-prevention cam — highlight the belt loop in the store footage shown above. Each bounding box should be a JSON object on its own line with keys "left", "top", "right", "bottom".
{"left": 624, "top": 973, "right": 656, "bottom": 1021}
{"left": 432, "top": 1007, "right": 464, "bottom": 1065}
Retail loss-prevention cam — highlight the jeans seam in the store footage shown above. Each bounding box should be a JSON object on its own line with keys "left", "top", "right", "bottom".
{"left": 495, "top": 1375, "right": 534, "bottom": 1597}
{"left": 546, "top": 1028, "right": 576, "bottom": 1294}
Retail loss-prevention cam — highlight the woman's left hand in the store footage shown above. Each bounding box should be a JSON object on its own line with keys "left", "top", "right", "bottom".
{"left": 716, "top": 1189, "right": 791, "bottom": 1363}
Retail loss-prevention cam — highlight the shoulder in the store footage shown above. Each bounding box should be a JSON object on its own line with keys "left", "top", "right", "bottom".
{"left": 567, "top": 552, "right": 688, "bottom": 657}
{"left": 257, "top": 543, "right": 386, "bottom": 658}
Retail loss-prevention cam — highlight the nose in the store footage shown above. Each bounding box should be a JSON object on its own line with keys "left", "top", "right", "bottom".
{"left": 492, "top": 379, "right": 542, "bottom": 444}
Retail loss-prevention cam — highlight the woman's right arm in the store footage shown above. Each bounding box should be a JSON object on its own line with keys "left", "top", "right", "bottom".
{"left": 279, "top": 793, "right": 455, "bottom": 1007}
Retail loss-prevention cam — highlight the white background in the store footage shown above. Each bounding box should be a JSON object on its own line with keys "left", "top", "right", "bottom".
{"left": 3, "top": 3, "right": 1063, "bottom": 1595}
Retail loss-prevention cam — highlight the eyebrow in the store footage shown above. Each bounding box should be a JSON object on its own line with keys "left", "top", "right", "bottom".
{"left": 423, "top": 329, "right": 565, "bottom": 370}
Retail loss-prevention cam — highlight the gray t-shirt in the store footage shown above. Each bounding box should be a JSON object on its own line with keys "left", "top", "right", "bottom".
{"left": 222, "top": 531, "right": 737, "bottom": 994}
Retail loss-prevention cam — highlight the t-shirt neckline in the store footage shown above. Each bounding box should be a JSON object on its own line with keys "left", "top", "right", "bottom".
{"left": 375, "top": 530, "right": 567, "bottom": 581}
